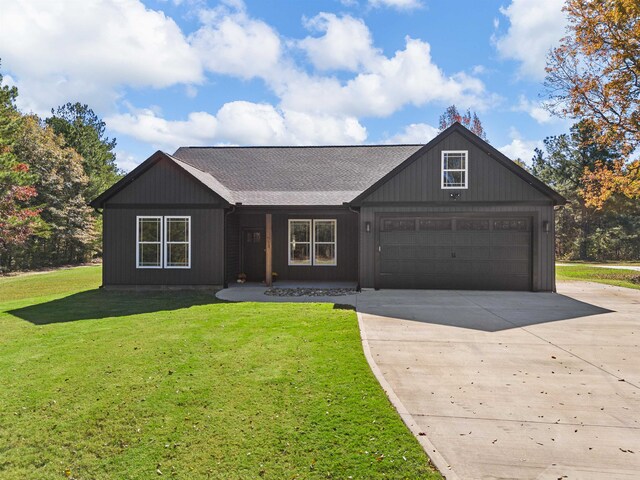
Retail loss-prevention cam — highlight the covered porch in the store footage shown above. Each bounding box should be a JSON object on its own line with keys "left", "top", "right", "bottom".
{"left": 224, "top": 207, "right": 359, "bottom": 288}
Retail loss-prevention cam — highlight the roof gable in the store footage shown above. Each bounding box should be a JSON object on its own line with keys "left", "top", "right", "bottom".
{"left": 350, "top": 123, "right": 566, "bottom": 205}
{"left": 90, "top": 151, "right": 231, "bottom": 208}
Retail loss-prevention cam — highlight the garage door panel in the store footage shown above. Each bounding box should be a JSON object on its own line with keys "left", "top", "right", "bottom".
{"left": 378, "top": 215, "right": 532, "bottom": 291}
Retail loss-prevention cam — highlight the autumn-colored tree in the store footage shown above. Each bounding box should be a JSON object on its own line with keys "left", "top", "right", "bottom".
{"left": 438, "top": 105, "right": 487, "bottom": 140}
{"left": 12, "top": 115, "right": 97, "bottom": 267}
{"left": 582, "top": 159, "right": 640, "bottom": 210}
{"left": 533, "top": 120, "right": 639, "bottom": 260}
{"left": 0, "top": 72, "right": 45, "bottom": 270}
{"left": 545, "top": 0, "right": 640, "bottom": 154}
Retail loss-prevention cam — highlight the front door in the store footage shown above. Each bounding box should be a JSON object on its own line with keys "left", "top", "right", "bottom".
{"left": 242, "top": 228, "right": 266, "bottom": 282}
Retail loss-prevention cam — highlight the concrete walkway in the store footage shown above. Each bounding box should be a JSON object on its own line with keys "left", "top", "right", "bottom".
{"left": 216, "top": 282, "right": 640, "bottom": 478}
{"left": 358, "top": 282, "right": 640, "bottom": 479}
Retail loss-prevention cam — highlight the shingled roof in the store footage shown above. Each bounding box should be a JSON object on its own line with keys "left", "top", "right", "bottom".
{"left": 171, "top": 145, "right": 424, "bottom": 205}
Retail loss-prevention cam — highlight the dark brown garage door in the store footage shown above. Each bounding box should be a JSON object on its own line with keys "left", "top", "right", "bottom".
{"left": 377, "top": 216, "right": 532, "bottom": 290}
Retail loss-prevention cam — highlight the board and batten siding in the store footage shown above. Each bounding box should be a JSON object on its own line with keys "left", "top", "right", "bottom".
{"left": 356, "top": 130, "right": 556, "bottom": 291}
{"left": 102, "top": 157, "right": 226, "bottom": 287}
{"left": 363, "top": 131, "right": 549, "bottom": 204}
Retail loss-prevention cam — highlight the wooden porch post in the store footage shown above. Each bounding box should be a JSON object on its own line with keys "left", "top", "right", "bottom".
{"left": 265, "top": 213, "right": 272, "bottom": 287}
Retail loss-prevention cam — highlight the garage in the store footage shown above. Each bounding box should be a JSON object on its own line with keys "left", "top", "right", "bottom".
{"left": 377, "top": 215, "right": 532, "bottom": 291}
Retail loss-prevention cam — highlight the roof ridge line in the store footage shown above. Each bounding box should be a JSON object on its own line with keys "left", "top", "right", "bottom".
{"left": 178, "top": 144, "right": 426, "bottom": 149}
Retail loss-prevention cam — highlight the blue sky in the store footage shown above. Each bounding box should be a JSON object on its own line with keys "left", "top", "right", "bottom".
{"left": 0, "top": 0, "right": 569, "bottom": 171}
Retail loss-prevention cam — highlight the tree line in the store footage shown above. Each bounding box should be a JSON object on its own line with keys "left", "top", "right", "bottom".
{"left": 0, "top": 72, "right": 120, "bottom": 272}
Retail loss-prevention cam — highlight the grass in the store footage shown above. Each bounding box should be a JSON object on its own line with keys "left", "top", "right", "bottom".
{"left": 0, "top": 266, "right": 439, "bottom": 479}
{"left": 557, "top": 265, "right": 640, "bottom": 290}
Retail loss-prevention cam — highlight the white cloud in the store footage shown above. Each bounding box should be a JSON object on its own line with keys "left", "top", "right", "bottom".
{"left": 0, "top": 0, "right": 202, "bottom": 115}
{"left": 493, "top": 0, "right": 566, "bottom": 80}
{"left": 369, "top": 0, "right": 423, "bottom": 10}
{"left": 498, "top": 128, "right": 543, "bottom": 163}
{"left": 115, "top": 151, "right": 142, "bottom": 173}
{"left": 515, "top": 95, "right": 553, "bottom": 123}
{"left": 106, "top": 101, "right": 367, "bottom": 150}
{"left": 190, "top": 3, "right": 282, "bottom": 80}
{"left": 299, "top": 13, "right": 378, "bottom": 71}
{"left": 106, "top": 109, "right": 218, "bottom": 151}
{"left": 280, "top": 37, "right": 492, "bottom": 117}
{"left": 385, "top": 123, "right": 439, "bottom": 144}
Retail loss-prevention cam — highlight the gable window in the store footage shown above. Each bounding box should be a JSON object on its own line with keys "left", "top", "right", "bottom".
{"left": 165, "top": 216, "right": 191, "bottom": 268}
{"left": 137, "top": 216, "right": 163, "bottom": 268}
{"left": 136, "top": 216, "right": 191, "bottom": 269}
{"left": 288, "top": 219, "right": 337, "bottom": 266}
{"left": 441, "top": 150, "right": 468, "bottom": 189}
{"left": 289, "top": 220, "right": 312, "bottom": 265}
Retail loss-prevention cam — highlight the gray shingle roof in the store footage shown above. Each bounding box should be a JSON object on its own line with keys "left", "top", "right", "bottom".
{"left": 171, "top": 145, "right": 424, "bottom": 205}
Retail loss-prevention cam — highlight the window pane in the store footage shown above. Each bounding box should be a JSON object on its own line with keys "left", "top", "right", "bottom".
{"left": 315, "top": 221, "right": 335, "bottom": 243}
{"left": 167, "top": 243, "right": 189, "bottom": 267}
{"left": 315, "top": 244, "right": 335, "bottom": 265}
{"left": 444, "top": 171, "right": 465, "bottom": 187}
{"left": 139, "top": 243, "right": 161, "bottom": 266}
{"left": 290, "top": 221, "right": 310, "bottom": 242}
{"left": 167, "top": 218, "right": 188, "bottom": 242}
{"left": 290, "top": 243, "right": 310, "bottom": 265}
{"left": 445, "top": 153, "right": 464, "bottom": 170}
{"left": 139, "top": 218, "right": 160, "bottom": 242}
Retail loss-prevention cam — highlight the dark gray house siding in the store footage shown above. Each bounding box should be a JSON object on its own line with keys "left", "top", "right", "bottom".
{"left": 354, "top": 130, "right": 557, "bottom": 291}
{"left": 100, "top": 156, "right": 226, "bottom": 287}
{"left": 226, "top": 209, "right": 358, "bottom": 284}
{"left": 92, "top": 123, "right": 565, "bottom": 292}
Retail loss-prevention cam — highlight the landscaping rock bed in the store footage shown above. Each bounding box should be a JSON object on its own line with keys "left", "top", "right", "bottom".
{"left": 264, "top": 287, "right": 358, "bottom": 297}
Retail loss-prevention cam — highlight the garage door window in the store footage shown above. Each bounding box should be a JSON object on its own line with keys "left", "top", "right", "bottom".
{"left": 442, "top": 151, "right": 468, "bottom": 189}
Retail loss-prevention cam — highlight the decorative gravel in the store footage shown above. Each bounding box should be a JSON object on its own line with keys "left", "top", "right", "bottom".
{"left": 264, "top": 287, "right": 358, "bottom": 297}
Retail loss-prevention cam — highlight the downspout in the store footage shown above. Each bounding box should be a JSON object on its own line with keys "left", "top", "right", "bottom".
{"left": 90, "top": 205, "right": 103, "bottom": 288}
{"left": 223, "top": 205, "right": 236, "bottom": 289}
{"left": 347, "top": 204, "right": 361, "bottom": 292}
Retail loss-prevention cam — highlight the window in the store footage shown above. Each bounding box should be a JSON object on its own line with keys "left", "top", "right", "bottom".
{"left": 136, "top": 216, "right": 191, "bottom": 269}
{"left": 289, "top": 220, "right": 312, "bottom": 265}
{"left": 288, "top": 219, "right": 337, "bottom": 266}
{"left": 441, "top": 150, "right": 468, "bottom": 189}
{"left": 137, "top": 216, "right": 163, "bottom": 268}
{"left": 314, "top": 219, "right": 337, "bottom": 266}
{"left": 165, "top": 216, "right": 190, "bottom": 268}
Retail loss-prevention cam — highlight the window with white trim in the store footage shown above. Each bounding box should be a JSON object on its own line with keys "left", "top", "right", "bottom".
{"left": 288, "top": 219, "right": 337, "bottom": 266}
{"left": 288, "top": 219, "right": 312, "bottom": 265}
{"left": 314, "top": 219, "right": 337, "bottom": 266}
{"left": 136, "top": 216, "right": 191, "bottom": 269}
{"left": 441, "top": 150, "right": 468, "bottom": 189}
{"left": 137, "top": 216, "right": 163, "bottom": 268}
{"left": 165, "top": 216, "right": 191, "bottom": 268}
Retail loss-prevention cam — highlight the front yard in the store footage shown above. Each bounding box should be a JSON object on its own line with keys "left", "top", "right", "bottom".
{"left": 557, "top": 265, "right": 640, "bottom": 290}
{"left": 0, "top": 266, "right": 438, "bottom": 479}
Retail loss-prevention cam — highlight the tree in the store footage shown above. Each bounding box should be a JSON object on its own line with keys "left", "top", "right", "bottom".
{"left": 13, "top": 116, "right": 97, "bottom": 267}
{"left": 532, "top": 120, "right": 639, "bottom": 260}
{"left": 438, "top": 105, "right": 487, "bottom": 140}
{"left": 545, "top": 0, "right": 640, "bottom": 154}
{"left": 46, "top": 102, "right": 121, "bottom": 200}
{"left": 0, "top": 72, "right": 45, "bottom": 271}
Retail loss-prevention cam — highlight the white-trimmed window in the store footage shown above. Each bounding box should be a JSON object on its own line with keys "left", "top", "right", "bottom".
{"left": 288, "top": 219, "right": 337, "bottom": 266}
{"left": 136, "top": 216, "right": 163, "bottom": 268}
{"left": 165, "top": 216, "right": 191, "bottom": 268}
{"left": 441, "top": 150, "right": 468, "bottom": 189}
{"left": 288, "top": 219, "right": 312, "bottom": 266}
{"left": 313, "top": 219, "right": 337, "bottom": 266}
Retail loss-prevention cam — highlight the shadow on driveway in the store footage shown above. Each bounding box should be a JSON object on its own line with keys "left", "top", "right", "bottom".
{"left": 8, "top": 289, "right": 219, "bottom": 325}
{"left": 356, "top": 290, "right": 613, "bottom": 332}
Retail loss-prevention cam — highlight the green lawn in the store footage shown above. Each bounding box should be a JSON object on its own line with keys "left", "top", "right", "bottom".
{"left": 0, "top": 266, "right": 439, "bottom": 479}
{"left": 557, "top": 265, "right": 640, "bottom": 290}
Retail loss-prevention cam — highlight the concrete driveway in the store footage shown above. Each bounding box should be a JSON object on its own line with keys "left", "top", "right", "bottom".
{"left": 357, "top": 282, "right": 640, "bottom": 479}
